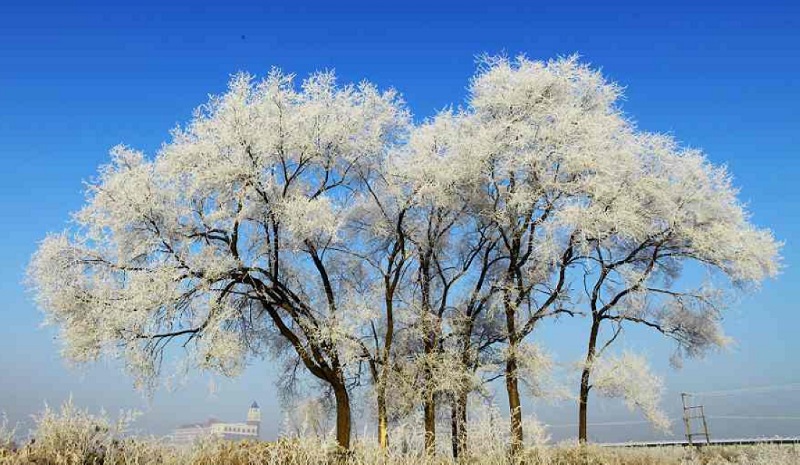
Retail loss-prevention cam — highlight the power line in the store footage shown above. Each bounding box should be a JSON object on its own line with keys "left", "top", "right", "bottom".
{"left": 686, "top": 383, "right": 800, "bottom": 397}
{"left": 545, "top": 414, "right": 800, "bottom": 430}
{"left": 542, "top": 386, "right": 800, "bottom": 434}
{"left": 546, "top": 419, "right": 659, "bottom": 428}
{"left": 708, "top": 415, "right": 800, "bottom": 421}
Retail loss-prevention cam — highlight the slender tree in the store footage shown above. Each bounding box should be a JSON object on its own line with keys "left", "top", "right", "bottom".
{"left": 571, "top": 133, "right": 781, "bottom": 442}
{"left": 399, "top": 114, "right": 482, "bottom": 454}
{"left": 461, "top": 55, "right": 631, "bottom": 453}
{"left": 337, "top": 162, "right": 412, "bottom": 449}
{"left": 445, "top": 228, "right": 504, "bottom": 460}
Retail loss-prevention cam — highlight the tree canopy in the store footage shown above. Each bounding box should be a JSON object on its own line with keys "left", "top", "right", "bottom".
{"left": 28, "top": 56, "right": 781, "bottom": 452}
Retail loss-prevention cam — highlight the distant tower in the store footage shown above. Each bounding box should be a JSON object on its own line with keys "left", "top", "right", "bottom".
{"left": 247, "top": 401, "right": 261, "bottom": 437}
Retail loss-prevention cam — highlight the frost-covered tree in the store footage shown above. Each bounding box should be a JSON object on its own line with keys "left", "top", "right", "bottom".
{"left": 442, "top": 227, "right": 505, "bottom": 460}
{"left": 589, "top": 352, "right": 670, "bottom": 434}
{"left": 27, "top": 69, "right": 409, "bottom": 450}
{"left": 334, "top": 148, "right": 415, "bottom": 449}
{"left": 459, "top": 55, "right": 633, "bottom": 453}
{"left": 568, "top": 133, "right": 781, "bottom": 442}
{"left": 27, "top": 55, "right": 781, "bottom": 457}
{"left": 350, "top": 111, "right": 504, "bottom": 455}
{"left": 395, "top": 113, "right": 487, "bottom": 453}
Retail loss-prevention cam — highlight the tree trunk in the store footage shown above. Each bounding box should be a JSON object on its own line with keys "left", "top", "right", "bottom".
{"left": 451, "top": 396, "right": 459, "bottom": 460}
{"left": 579, "top": 317, "right": 601, "bottom": 443}
{"left": 377, "top": 385, "right": 389, "bottom": 449}
{"left": 506, "top": 346, "right": 524, "bottom": 455}
{"left": 505, "top": 291, "right": 524, "bottom": 455}
{"left": 419, "top": 252, "right": 437, "bottom": 454}
{"left": 424, "top": 393, "right": 436, "bottom": 454}
{"left": 333, "top": 383, "right": 352, "bottom": 450}
{"left": 422, "top": 329, "right": 437, "bottom": 454}
{"left": 451, "top": 391, "right": 468, "bottom": 460}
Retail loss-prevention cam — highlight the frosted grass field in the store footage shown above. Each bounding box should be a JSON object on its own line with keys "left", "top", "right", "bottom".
{"left": 2, "top": 401, "right": 798, "bottom": 465}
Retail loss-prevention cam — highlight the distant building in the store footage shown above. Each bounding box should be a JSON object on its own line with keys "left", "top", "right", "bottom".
{"left": 169, "top": 401, "right": 261, "bottom": 444}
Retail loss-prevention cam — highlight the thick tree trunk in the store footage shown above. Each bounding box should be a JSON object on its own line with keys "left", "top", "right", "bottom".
{"left": 579, "top": 317, "right": 601, "bottom": 443}
{"left": 506, "top": 347, "right": 524, "bottom": 455}
{"left": 424, "top": 394, "right": 436, "bottom": 453}
{"left": 333, "top": 383, "right": 352, "bottom": 450}
{"left": 377, "top": 385, "right": 389, "bottom": 449}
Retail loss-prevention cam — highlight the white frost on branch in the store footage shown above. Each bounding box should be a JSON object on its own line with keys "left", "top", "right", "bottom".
{"left": 26, "top": 56, "right": 782, "bottom": 449}
{"left": 591, "top": 352, "right": 671, "bottom": 432}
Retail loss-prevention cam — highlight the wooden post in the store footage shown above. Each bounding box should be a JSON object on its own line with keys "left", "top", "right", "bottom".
{"left": 681, "top": 393, "right": 693, "bottom": 446}
{"left": 681, "top": 393, "right": 710, "bottom": 446}
{"left": 700, "top": 406, "right": 710, "bottom": 445}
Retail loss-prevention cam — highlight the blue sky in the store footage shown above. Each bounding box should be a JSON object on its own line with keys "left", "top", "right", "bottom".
{"left": 1, "top": 0, "right": 798, "bottom": 442}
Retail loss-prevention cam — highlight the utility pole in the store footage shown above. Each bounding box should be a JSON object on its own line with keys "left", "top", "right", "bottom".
{"left": 681, "top": 393, "right": 710, "bottom": 446}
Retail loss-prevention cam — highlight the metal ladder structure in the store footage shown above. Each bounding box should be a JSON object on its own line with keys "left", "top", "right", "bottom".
{"left": 681, "top": 393, "right": 710, "bottom": 446}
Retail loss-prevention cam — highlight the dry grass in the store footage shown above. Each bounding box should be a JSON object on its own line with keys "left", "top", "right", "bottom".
{"left": 1, "top": 402, "right": 797, "bottom": 465}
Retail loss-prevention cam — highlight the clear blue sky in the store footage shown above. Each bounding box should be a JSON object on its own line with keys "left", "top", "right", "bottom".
{"left": 1, "top": 0, "right": 798, "bottom": 442}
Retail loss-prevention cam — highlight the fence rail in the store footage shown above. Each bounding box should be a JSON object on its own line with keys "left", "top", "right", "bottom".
{"left": 600, "top": 437, "right": 800, "bottom": 448}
